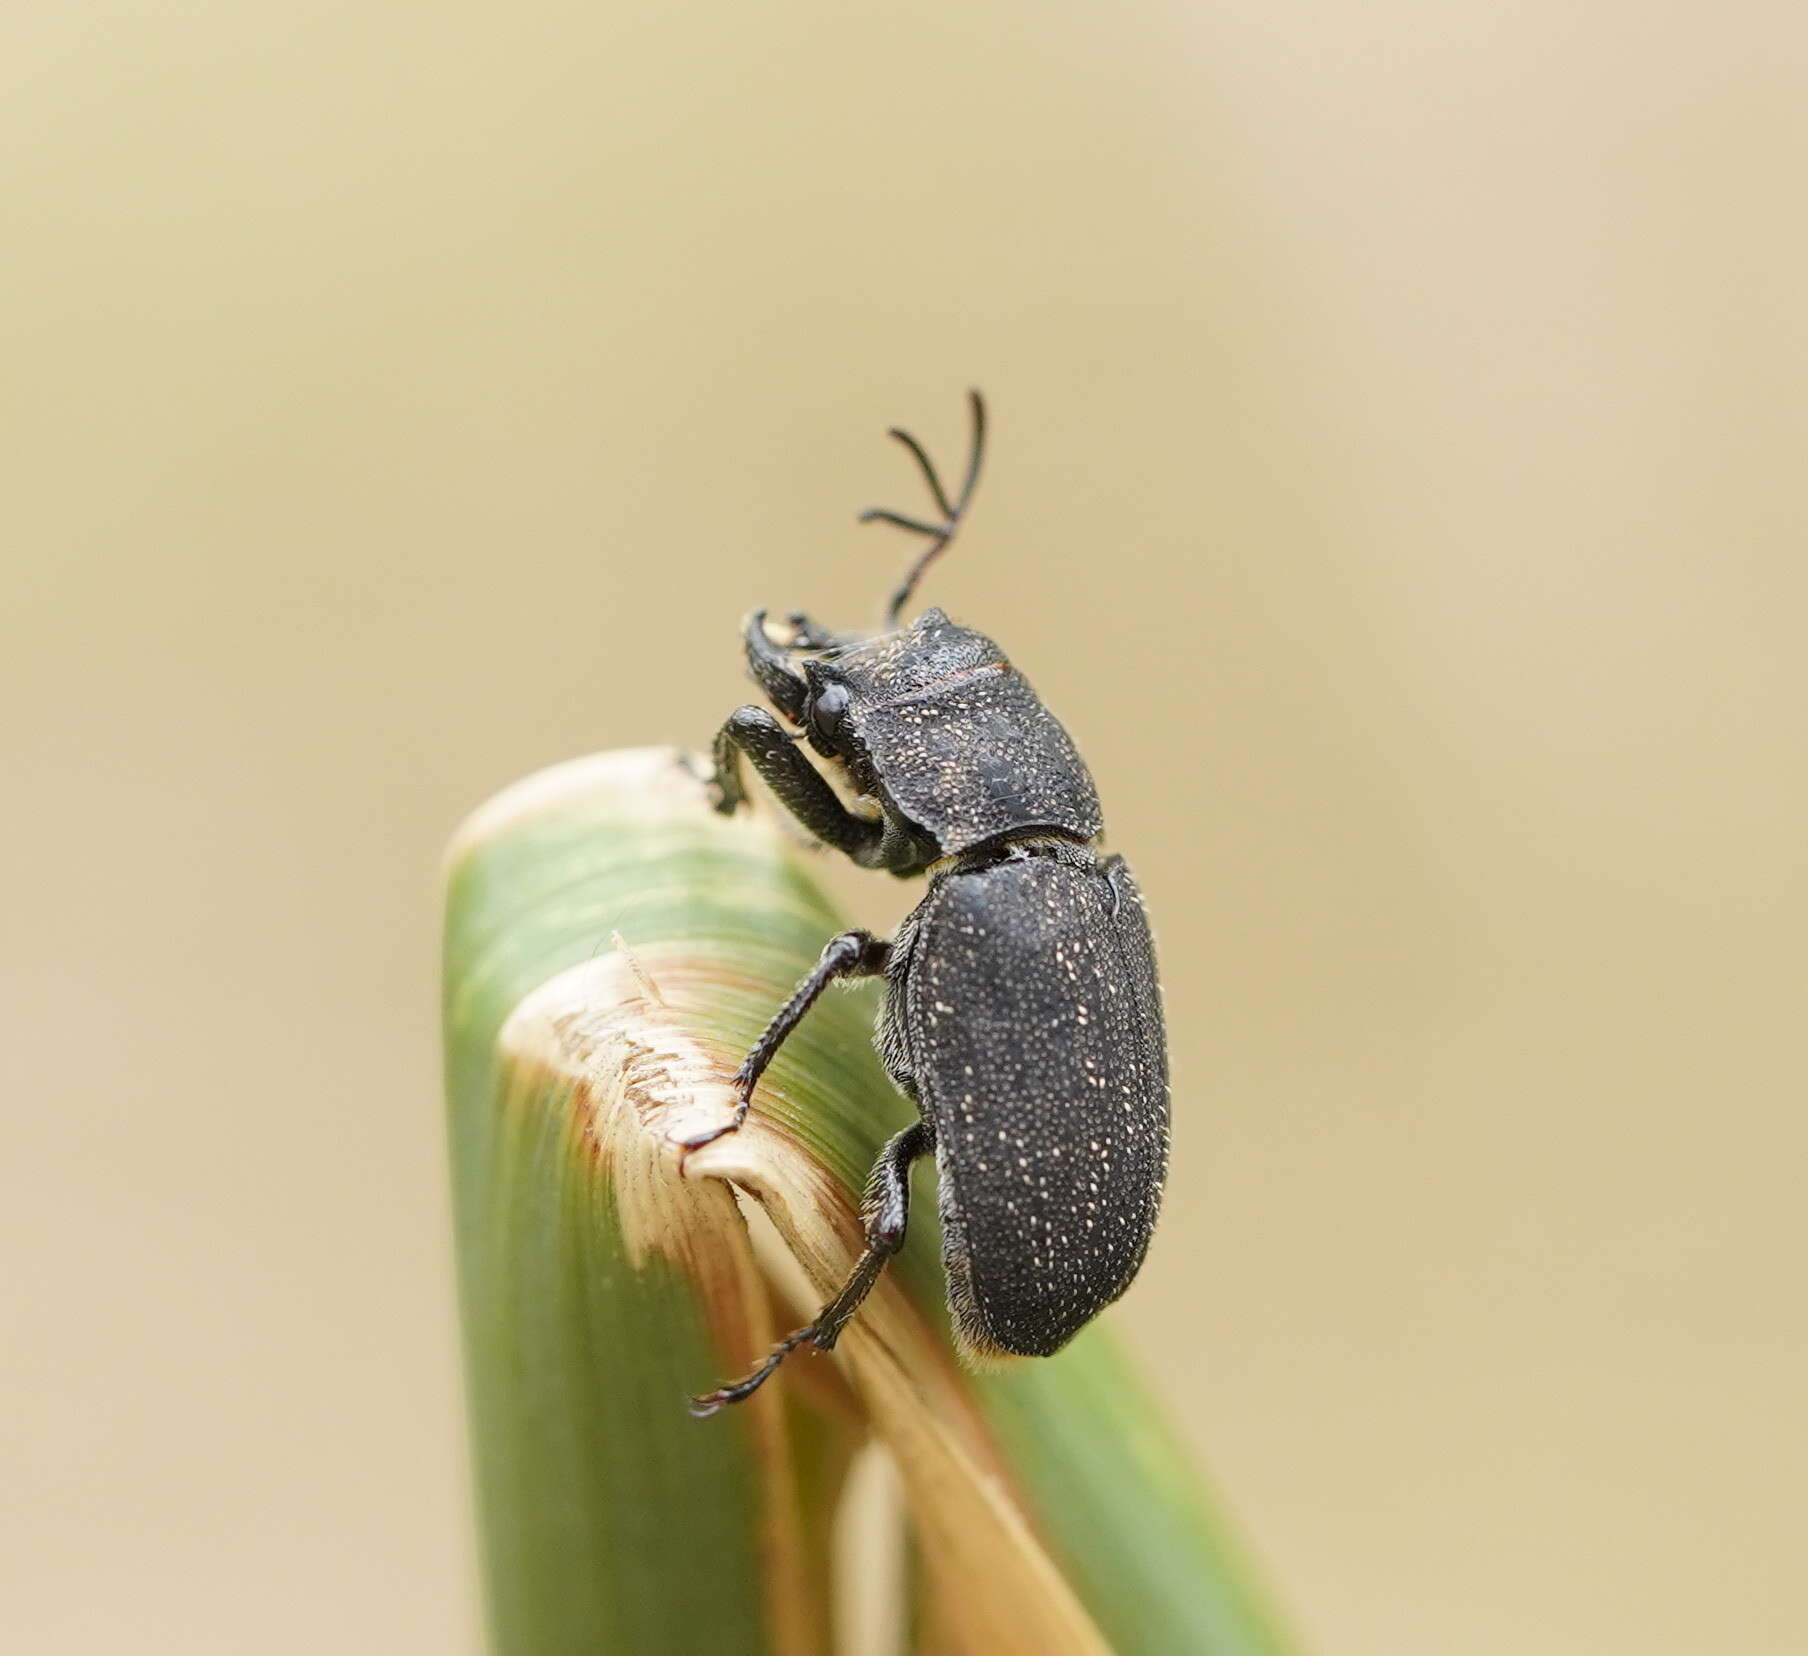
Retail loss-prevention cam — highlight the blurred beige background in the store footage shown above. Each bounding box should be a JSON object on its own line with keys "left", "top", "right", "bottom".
{"left": 4, "top": 2, "right": 1804, "bottom": 1651}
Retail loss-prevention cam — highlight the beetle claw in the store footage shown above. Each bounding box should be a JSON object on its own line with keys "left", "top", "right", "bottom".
{"left": 678, "top": 1114, "right": 742, "bottom": 1151}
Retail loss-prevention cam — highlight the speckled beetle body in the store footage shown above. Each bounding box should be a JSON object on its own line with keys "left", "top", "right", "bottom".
{"left": 690, "top": 394, "right": 1169, "bottom": 1416}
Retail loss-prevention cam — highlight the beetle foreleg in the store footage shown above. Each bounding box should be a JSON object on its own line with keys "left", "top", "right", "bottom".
{"left": 689, "top": 1121, "right": 933, "bottom": 1417}
{"left": 707, "top": 705, "right": 887, "bottom": 854}
{"left": 679, "top": 929, "right": 890, "bottom": 1149}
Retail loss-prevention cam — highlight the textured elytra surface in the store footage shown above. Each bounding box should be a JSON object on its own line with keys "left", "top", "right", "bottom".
{"left": 883, "top": 851, "right": 1169, "bottom": 1357}
{"left": 821, "top": 609, "right": 1104, "bottom": 855}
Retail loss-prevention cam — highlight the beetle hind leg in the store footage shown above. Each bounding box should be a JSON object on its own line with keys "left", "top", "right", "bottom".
{"left": 687, "top": 1325, "right": 819, "bottom": 1418}
{"left": 689, "top": 1120, "right": 934, "bottom": 1417}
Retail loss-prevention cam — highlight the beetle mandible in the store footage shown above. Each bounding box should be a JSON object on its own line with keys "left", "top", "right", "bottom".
{"left": 688, "top": 391, "right": 1169, "bottom": 1416}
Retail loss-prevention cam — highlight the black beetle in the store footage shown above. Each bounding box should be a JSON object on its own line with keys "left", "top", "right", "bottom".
{"left": 689, "top": 392, "right": 1168, "bottom": 1415}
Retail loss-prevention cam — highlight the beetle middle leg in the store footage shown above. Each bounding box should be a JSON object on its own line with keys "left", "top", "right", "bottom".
{"left": 690, "top": 1120, "right": 934, "bottom": 1416}
{"left": 680, "top": 928, "right": 890, "bottom": 1149}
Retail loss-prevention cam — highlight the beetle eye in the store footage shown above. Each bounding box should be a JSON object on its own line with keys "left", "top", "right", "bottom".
{"left": 807, "top": 682, "right": 852, "bottom": 752}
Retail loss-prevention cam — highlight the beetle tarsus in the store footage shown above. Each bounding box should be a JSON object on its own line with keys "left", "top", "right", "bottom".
{"left": 688, "top": 1324, "right": 822, "bottom": 1416}
{"left": 677, "top": 1096, "right": 750, "bottom": 1150}
{"left": 704, "top": 773, "right": 739, "bottom": 816}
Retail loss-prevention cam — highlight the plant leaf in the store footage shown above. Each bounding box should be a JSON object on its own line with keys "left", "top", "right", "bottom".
{"left": 444, "top": 748, "right": 1290, "bottom": 1654}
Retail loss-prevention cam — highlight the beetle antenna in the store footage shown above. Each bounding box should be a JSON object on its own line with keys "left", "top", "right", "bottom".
{"left": 861, "top": 389, "right": 988, "bottom": 629}
{"left": 883, "top": 426, "right": 958, "bottom": 520}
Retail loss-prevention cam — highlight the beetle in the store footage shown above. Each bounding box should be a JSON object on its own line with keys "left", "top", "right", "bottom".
{"left": 688, "top": 392, "right": 1168, "bottom": 1416}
